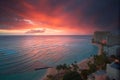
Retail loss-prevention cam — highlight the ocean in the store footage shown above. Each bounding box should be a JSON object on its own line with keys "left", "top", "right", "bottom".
{"left": 0, "top": 35, "right": 98, "bottom": 80}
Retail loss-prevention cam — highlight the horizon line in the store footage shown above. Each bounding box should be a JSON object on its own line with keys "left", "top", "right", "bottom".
{"left": 0, "top": 34, "right": 93, "bottom": 36}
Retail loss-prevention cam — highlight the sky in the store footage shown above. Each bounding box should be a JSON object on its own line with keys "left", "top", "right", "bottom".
{"left": 0, "top": 0, "right": 119, "bottom": 35}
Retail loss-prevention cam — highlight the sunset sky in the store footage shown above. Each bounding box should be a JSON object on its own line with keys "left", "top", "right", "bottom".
{"left": 0, "top": 0, "right": 119, "bottom": 35}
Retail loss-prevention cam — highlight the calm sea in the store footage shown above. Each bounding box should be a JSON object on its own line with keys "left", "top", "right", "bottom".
{"left": 0, "top": 35, "right": 98, "bottom": 80}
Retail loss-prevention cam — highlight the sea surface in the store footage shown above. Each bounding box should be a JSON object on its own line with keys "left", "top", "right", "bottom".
{"left": 0, "top": 35, "right": 98, "bottom": 80}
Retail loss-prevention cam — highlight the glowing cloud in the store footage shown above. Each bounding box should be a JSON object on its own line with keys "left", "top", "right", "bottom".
{"left": 0, "top": 0, "right": 119, "bottom": 35}
{"left": 23, "top": 19, "right": 35, "bottom": 25}
{"left": 26, "top": 29, "right": 45, "bottom": 34}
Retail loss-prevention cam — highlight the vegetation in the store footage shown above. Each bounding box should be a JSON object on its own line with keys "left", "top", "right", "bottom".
{"left": 80, "top": 52, "right": 110, "bottom": 79}
{"left": 63, "top": 71, "right": 82, "bottom": 80}
{"left": 93, "top": 53, "right": 109, "bottom": 69}
{"left": 46, "top": 53, "right": 111, "bottom": 80}
{"left": 47, "top": 61, "right": 82, "bottom": 80}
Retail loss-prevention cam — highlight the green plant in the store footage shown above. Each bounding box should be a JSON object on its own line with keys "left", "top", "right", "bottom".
{"left": 63, "top": 71, "right": 82, "bottom": 80}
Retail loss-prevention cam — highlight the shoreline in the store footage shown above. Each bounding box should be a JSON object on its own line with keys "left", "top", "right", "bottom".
{"left": 42, "top": 43, "right": 99, "bottom": 80}
{"left": 92, "top": 43, "right": 102, "bottom": 55}
{"left": 78, "top": 57, "right": 94, "bottom": 70}
{"left": 42, "top": 57, "right": 94, "bottom": 80}
{"left": 42, "top": 67, "right": 57, "bottom": 80}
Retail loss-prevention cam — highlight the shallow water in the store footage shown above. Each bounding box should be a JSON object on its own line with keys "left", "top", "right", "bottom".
{"left": 0, "top": 35, "right": 98, "bottom": 80}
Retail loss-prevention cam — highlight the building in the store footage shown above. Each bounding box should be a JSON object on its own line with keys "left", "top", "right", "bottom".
{"left": 106, "top": 62, "right": 120, "bottom": 80}
{"left": 93, "top": 31, "right": 111, "bottom": 44}
{"left": 87, "top": 70, "right": 108, "bottom": 80}
{"left": 93, "top": 31, "right": 120, "bottom": 45}
{"left": 104, "top": 45, "right": 120, "bottom": 56}
{"left": 107, "top": 34, "right": 120, "bottom": 46}
{"left": 87, "top": 74, "right": 95, "bottom": 80}
{"left": 93, "top": 31, "right": 120, "bottom": 56}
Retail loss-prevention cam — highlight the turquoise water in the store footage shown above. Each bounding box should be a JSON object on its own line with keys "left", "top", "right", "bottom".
{"left": 0, "top": 35, "right": 98, "bottom": 80}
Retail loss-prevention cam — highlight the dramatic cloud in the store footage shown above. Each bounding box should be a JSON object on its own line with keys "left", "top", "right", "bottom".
{"left": 0, "top": 0, "right": 119, "bottom": 35}
{"left": 23, "top": 19, "right": 35, "bottom": 25}
{"left": 26, "top": 29, "right": 45, "bottom": 34}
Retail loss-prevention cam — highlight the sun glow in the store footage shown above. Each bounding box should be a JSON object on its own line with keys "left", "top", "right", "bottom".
{"left": 0, "top": 30, "right": 26, "bottom": 35}
{"left": 25, "top": 28, "right": 64, "bottom": 35}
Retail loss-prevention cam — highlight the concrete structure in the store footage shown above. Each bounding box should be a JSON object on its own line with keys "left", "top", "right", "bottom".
{"left": 107, "top": 34, "right": 120, "bottom": 46}
{"left": 93, "top": 31, "right": 120, "bottom": 56}
{"left": 93, "top": 31, "right": 120, "bottom": 46}
{"left": 93, "top": 70, "right": 108, "bottom": 80}
{"left": 93, "top": 31, "right": 110, "bottom": 44}
{"left": 104, "top": 45, "right": 120, "bottom": 56}
{"left": 87, "top": 70, "right": 108, "bottom": 80}
{"left": 87, "top": 74, "right": 95, "bottom": 80}
{"left": 106, "top": 62, "right": 120, "bottom": 80}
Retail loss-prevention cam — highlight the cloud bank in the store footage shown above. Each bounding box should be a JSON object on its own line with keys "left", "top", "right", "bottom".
{"left": 0, "top": 0, "right": 119, "bottom": 34}
{"left": 26, "top": 29, "right": 45, "bottom": 34}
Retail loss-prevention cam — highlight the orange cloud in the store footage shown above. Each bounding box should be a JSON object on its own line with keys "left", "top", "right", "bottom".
{"left": 1, "top": 0, "right": 117, "bottom": 35}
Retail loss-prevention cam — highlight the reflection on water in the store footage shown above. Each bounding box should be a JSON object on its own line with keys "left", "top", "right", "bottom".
{"left": 0, "top": 35, "right": 98, "bottom": 80}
